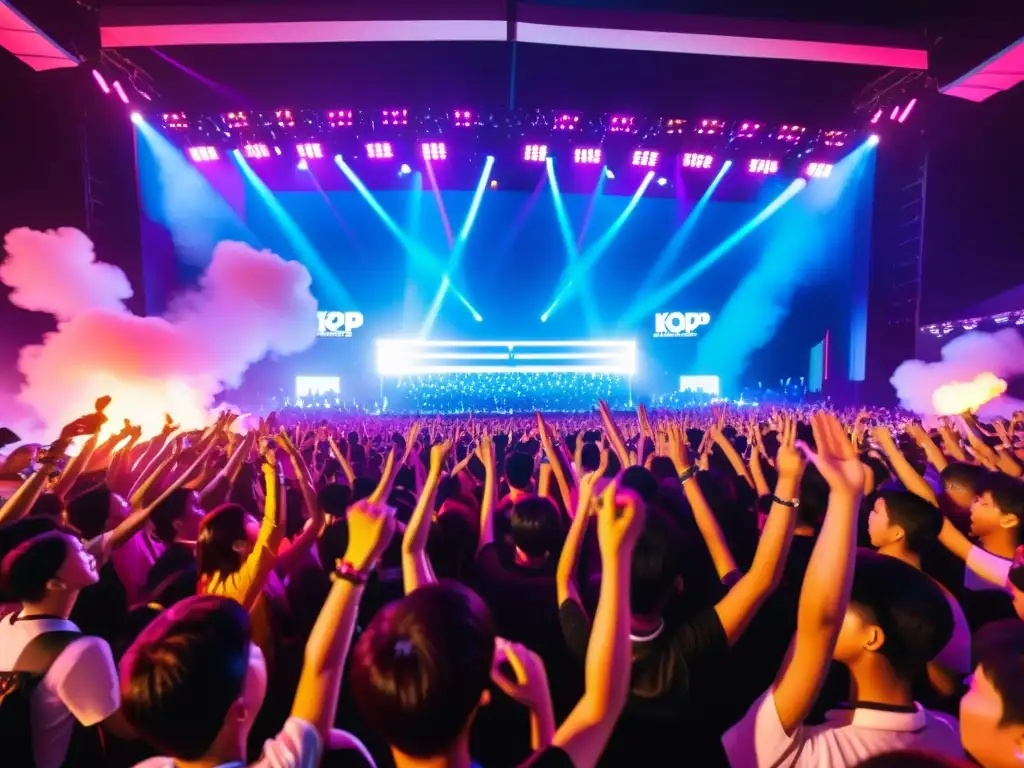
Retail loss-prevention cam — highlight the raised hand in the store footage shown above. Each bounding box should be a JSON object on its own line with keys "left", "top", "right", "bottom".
{"left": 59, "top": 410, "right": 108, "bottom": 440}
{"left": 666, "top": 423, "right": 692, "bottom": 475}
{"left": 429, "top": 440, "right": 452, "bottom": 474}
{"left": 597, "top": 481, "right": 646, "bottom": 556}
{"left": 802, "top": 413, "right": 865, "bottom": 497}
{"left": 344, "top": 500, "right": 398, "bottom": 573}
{"left": 161, "top": 413, "right": 179, "bottom": 437}
{"left": 775, "top": 416, "right": 805, "bottom": 479}
{"left": 491, "top": 638, "right": 553, "bottom": 715}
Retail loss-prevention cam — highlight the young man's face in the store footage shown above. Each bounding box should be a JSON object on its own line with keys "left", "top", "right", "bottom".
{"left": 867, "top": 498, "right": 899, "bottom": 549}
{"left": 970, "top": 492, "right": 1009, "bottom": 538}
{"left": 960, "top": 665, "right": 1024, "bottom": 768}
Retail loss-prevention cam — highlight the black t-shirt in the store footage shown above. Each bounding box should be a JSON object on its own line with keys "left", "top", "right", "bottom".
{"left": 559, "top": 599, "right": 730, "bottom": 767}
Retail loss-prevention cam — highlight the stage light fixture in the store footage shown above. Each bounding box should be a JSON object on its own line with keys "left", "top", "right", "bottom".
{"left": 822, "top": 130, "right": 848, "bottom": 148}
{"left": 682, "top": 152, "right": 714, "bottom": 170}
{"left": 297, "top": 142, "right": 323, "bottom": 159}
{"left": 111, "top": 80, "right": 129, "bottom": 104}
{"left": 868, "top": 134, "right": 881, "bottom": 146}
{"left": 735, "top": 121, "right": 762, "bottom": 139}
{"left": 188, "top": 146, "right": 220, "bottom": 163}
{"left": 421, "top": 142, "right": 447, "bottom": 161}
{"left": 605, "top": 168, "right": 615, "bottom": 179}
{"left": 367, "top": 142, "right": 394, "bottom": 160}
{"left": 161, "top": 112, "right": 189, "bottom": 130}
{"left": 870, "top": 109, "right": 884, "bottom": 124}
{"left": 610, "top": 115, "right": 634, "bottom": 133}
{"left": 399, "top": 163, "right": 412, "bottom": 175}
{"left": 631, "top": 149, "right": 659, "bottom": 168}
{"left": 92, "top": 70, "right": 110, "bottom": 94}
{"left": 656, "top": 177, "right": 668, "bottom": 186}
{"left": 805, "top": 162, "right": 833, "bottom": 179}
{"left": 130, "top": 112, "right": 143, "bottom": 125}
{"left": 274, "top": 146, "right": 282, "bottom": 156}
{"left": 573, "top": 148, "right": 602, "bottom": 165}
{"left": 523, "top": 144, "right": 548, "bottom": 162}
{"left": 776, "top": 125, "right": 806, "bottom": 143}
{"left": 327, "top": 109, "right": 353, "bottom": 127}
{"left": 382, "top": 109, "right": 409, "bottom": 126}
{"left": 243, "top": 143, "right": 271, "bottom": 159}
{"left": 223, "top": 111, "right": 249, "bottom": 129}
{"left": 747, "top": 158, "right": 779, "bottom": 175}
{"left": 297, "top": 159, "right": 308, "bottom": 171}
{"left": 555, "top": 113, "right": 580, "bottom": 131}
{"left": 890, "top": 105, "right": 901, "bottom": 120}
{"left": 453, "top": 109, "right": 473, "bottom": 127}
{"left": 696, "top": 119, "right": 723, "bottom": 135}
{"left": 665, "top": 118, "right": 686, "bottom": 134}
{"left": 275, "top": 110, "right": 296, "bottom": 128}
{"left": 897, "top": 98, "right": 918, "bottom": 123}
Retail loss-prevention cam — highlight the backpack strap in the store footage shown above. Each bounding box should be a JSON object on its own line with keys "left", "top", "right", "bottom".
{"left": 11, "top": 631, "right": 83, "bottom": 677}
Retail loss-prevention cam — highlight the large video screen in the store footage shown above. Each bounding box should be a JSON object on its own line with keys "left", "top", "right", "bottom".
{"left": 137, "top": 151, "right": 872, "bottom": 398}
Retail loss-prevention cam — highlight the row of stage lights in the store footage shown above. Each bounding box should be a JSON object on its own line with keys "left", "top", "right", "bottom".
{"left": 185, "top": 138, "right": 860, "bottom": 179}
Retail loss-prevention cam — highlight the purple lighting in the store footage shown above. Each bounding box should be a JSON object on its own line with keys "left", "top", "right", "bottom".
{"left": 870, "top": 109, "right": 883, "bottom": 124}
{"left": 555, "top": 114, "right": 580, "bottom": 131}
{"left": 296, "top": 142, "right": 323, "bottom": 159}
{"left": 631, "top": 149, "right": 659, "bottom": 168}
{"left": 161, "top": 112, "right": 188, "bottom": 130}
{"left": 665, "top": 118, "right": 686, "bottom": 134}
{"left": 610, "top": 115, "right": 634, "bottom": 133}
{"left": 421, "top": 142, "right": 447, "bottom": 161}
{"left": 453, "top": 110, "right": 473, "bottom": 127}
{"left": 244, "top": 143, "right": 271, "bottom": 159}
{"left": 890, "top": 104, "right": 901, "bottom": 121}
{"left": 382, "top": 109, "right": 409, "bottom": 126}
{"left": 188, "top": 146, "right": 219, "bottom": 163}
{"left": 748, "top": 158, "right": 779, "bottom": 175}
{"left": 805, "top": 162, "right": 833, "bottom": 178}
{"left": 92, "top": 70, "right": 110, "bottom": 94}
{"left": 897, "top": 98, "right": 918, "bottom": 123}
{"left": 327, "top": 110, "right": 353, "bottom": 127}
{"left": 697, "top": 119, "right": 723, "bottom": 135}
{"left": 682, "top": 152, "right": 714, "bottom": 170}
{"left": 276, "top": 110, "right": 295, "bottom": 128}
{"left": 822, "top": 130, "right": 847, "bottom": 147}
{"left": 573, "top": 148, "right": 602, "bottom": 165}
{"left": 736, "top": 121, "right": 761, "bottom": 139}
{"left": 223, "top": 111, "right": 249, "bottom": 129}
{"left": 367, "top": 142, "right": 394, "bottom": 160}
{"left": 776, "top": 125, "right": 806, "bottom": 143}
{"left": 111, "top": 80, "right": 129, "bottom": 104}
{"left": 523, "top": 144, "right": 548, "bottom": 162}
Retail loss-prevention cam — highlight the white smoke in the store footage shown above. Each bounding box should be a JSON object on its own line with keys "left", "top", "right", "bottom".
{"left": 890, "top": 328, "right": 1024, "bottom": 418}
{"left": 1, "top": 227, "right": 317, "bottom": 439}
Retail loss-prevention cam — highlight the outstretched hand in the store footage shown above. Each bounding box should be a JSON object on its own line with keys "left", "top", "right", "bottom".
{"left": 344, "top": 500, "right": 398, "bottom": 573}
{"left": 801, "top": 413, "right": 865, "bottom": 497}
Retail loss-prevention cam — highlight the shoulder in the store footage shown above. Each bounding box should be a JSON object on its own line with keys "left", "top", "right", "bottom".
{"left": 47, "top": 635, "right": 117, "bottom": 686}
{"left": 254, "top": 717, "right": 322, "bottom": 767}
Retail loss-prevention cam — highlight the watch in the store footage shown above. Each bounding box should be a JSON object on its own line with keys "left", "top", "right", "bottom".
{"left": 679, "top": 466, "right": 698, "bottom": 483}
{"left": 332, "top": 561, "right": 370, "bottom": 585}
{"left": 771, "top": 495, "right": 800, "bottom": 508}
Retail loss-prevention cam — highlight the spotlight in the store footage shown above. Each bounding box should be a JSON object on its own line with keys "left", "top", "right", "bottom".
{"left": 421, "top": 142, "right": 447, "bottom": 161}
{"left": 867, "top": 134, "right": 881, "bottom": 146}
{"left": 188, "top": 146, "right": 220, "bottom": 163}
{"left": 274, "top": 146, "right": 282, "bottom": 156}
{"left": 382, "top": 109, "right": 409, "bottom": 126}
{"left": 735, "top": 121, "right": 762, "bottom": 139}
{"left": 297, "top": 142, "right": 323, "bottom": 159}
{"left": 804, "top": 162, "right": 833, "bottom": 179}
{"left": 453, "top": 109, "right": 474, "bottom": 127}
{"left": 297, "top": 159, "right": 309, "bottom": 171}
{"left": 111, "top": 80, "right": 129, "bottom": 104}
{"left": 776, "top": 125, "right": 806, "bottom": 143}
{"left": 573, "top": 148, "right": 602, "bottom": 165}
{"left": 489, "top": 180, "right": 498, "bottom": 189}
{"left": 366, "top": 142, "right": 394, "bottom": 160}
{"left": 399, "top": 163, "right": 412, "bottom": 176}
{"left": 555, "top": 113, "right": 580, "bottom": 131}
{"left": 631, "top": 149, "right": 659, "bottom": 168}
{"left": 889, "top": 105, "right": 901, "bottom": 121}
{"left": 130, "top": 112, "right": 143, "bottom": 125}
{"left": 222, "top": 111, "right": 249, "bottom": 129}
{"left": 523, "top": 144, "right": 548, "bottom": 162}
{"left": 747, "top": 158, "right": 779, "bottom": 175}
{"left": 822, "top": 130, "right": 848, "bottom": 148}
{"left": 682, "top": 152, "right": 714, "bottom": 170}
{"left": 605, "top": 168, "right": 615, "bottom": 179}
{"left": 275, "top": 109, "right": 295, "bottom": 128}
{"left": 326, "top": 109, "right": 353, "bottom": 127}
{"left": 665, "top": 118, "right": 686, "bottom": 134}
{"left": 696, "top": 119, "right": 723, "bottom": 135}
{"left": 656, "top": 177, "right": 668, "bottom": 187}
{"left": 161, "top": 112, "right": 189, "bottom": 130}
{"left": 870, "top": 109, "right": 883, "bottom": 124}
{"left": 243, "top": 143, "right": 271, "bottom": 159}
{"left": 609, "top": 115, "right": 635, "bottom": 133}
{"left": 897, "top": 98, "right": 918, "bottom": 123}
{"left": 92, "top": 70, "right": 110, "bottom": 94}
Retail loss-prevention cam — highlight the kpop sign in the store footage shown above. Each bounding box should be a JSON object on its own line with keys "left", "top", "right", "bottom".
{"left": 653, "top": 311, "right": 711, "bottom": 339}
{"left": 317, "top": 311, "right": 364, "bottom": 338}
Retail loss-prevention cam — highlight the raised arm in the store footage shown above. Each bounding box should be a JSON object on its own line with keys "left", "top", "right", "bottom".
{"left": 291, "top": 500, "right": 396, "bottom": 742}
{"left": 905, "top": 422, "right": 950, "bottom": 474}
{"left": 710, "top": 426, "right": 756, "bottom": 491}
{"left": 771, "top": 414, "right": 865, "bottom": 734}
{"left": 326, "top": 435, "right": 357, "bottom": 486}
{"left": 713, "top": 417, "right": 804, "bottom": 645}
{"left": 871, "top": 426, "right": 939, "bottom": 505}
{"left": 598, "top": 400, "right": 633, "bottom": 469}
{"left": 476, "top": 432, "right": 497, "bottom": 553}
{"left": 537, "top": 413, "right": 574, "bottom": 515}
{"left": 556, "top": 454, "right": 605, "bottom": 608}
{"left": 274, "top": 430, "right": 327, "bottom": 575}
{"left": 402, "top": 441, "right": 450, "bottom": 593}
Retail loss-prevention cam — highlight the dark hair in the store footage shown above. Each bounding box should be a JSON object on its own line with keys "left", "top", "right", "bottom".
{"left": 973, "top": 619, "right": 1024, "bottom": 727}
{"left": 349, "top": 582, "right": 495, "bottom": 758}
{"left": 580, "top": 442, "right": 600, "bottom": 472}
{"left": 621, "top": 465, "right": 659, "bottom": 506}
{"left": 67, "top": 486, "right": 113, "bottom": 539}
{"left": 317, "top": 483, "right": 351, "bottom": 517}
{"left": 196, "top": 504, "right": 249, "bottom": 581}
{"left": 150, "top": 488, "right": 196, "bottom": 544}
{"left": 848, "top": 550, "right": 953, "bottom": 680}
{"left": 877, "top": 490, "right": 942, "bottom": 555}
{"left": 120, "top": 595, "right": 252, "bottom": 760}
{"left": 509, "top": 495, "right": 562, "bottom": 558}
{"left": 630, "top": 508, "right": 684, "bottom": 616}
{"left": 649, "top": 456, "right": 677, "bottom": 483}
{"left": 504, "top": 452, "right": 533, "bottom": 491}
{"left": 29, "top": 493, "right": 65, "bottom": 520}
{"left": 979, "top": 473, "right": 1024, "bottom": 533}
{"left": 0, "top": 532, "right": 70, "bottom": 602}
{"left": 284, "top": 487, "right": 305, "bottom": 539}
{"left": 940, "top": 462, "right": 988, "bottom": 497}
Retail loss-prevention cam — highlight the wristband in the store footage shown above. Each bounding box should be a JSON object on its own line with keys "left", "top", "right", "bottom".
{"left": 771, "top": 495, "right": 800, "bottom": 508}
{"left": 678, "top": 466, "right": 697, "bottom": 484}
{"left": 332, "top": 560, "right": 370, "bottom": 585}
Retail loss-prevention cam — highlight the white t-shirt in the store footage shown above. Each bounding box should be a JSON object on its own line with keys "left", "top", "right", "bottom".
{"left": 964, "top": 546, "right": 1013, "bottom": 593}
{"left": 722, "top": 689, "right": 964, "bottom": 767}
{"left": 0, "top": 613, "right": 120, "bottom": 768}
{"left": 133, "top": 717, "right": 322, "bottom": 768}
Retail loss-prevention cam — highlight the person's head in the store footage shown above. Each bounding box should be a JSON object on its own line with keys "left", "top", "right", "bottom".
{"left": 620, "top": 465, "right": 659, "bottom": 507}
{"left": 504, "top": 452, "right": 533, "bottom": 492}
{"left": 580, "top": 442, "right": 600, "bottom": 473}
{"left": 867, "top": 490, "right": 942, "bottom": 557}
{"left": 120, "top": 595, "right": 264, "bottom": 761}
{"left": 349, "top": 582, "right": 495, "bottom": 761}
{"left": 509, "top": 495, "right": 562, "bottom": 560}
{"left": 66, "top": 485, "right": 130, "bottom": 540}
{"left": 0, "top": 531, "right": 98, "bottom": 603}
{"left": 832, "top": 551, "right": 953, "bottom": 682}
{"left": 150, "top": 488, "right": 204, "bottom": 545}
{"left": 648, "top": 455, "right": 677, "bottom": 483}
{"left": 317, "top": 483, "right": 351, "bottom": 518}
{"left": 941, "top": 462, "right": 988, "bottom": 515}
{"left": 630, "top": 508, "right": 684, "bottom": 618}
{"left": 959, "top": 619, "right": 1024, "bottom": 768}
{"left": 970, "top": 473, "right": 1023, "bottom": 544}
{"left": 196, "top": 504, "right": 258, "bottom": 580}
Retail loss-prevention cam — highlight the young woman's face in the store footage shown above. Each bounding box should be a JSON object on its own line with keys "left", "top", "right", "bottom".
{"left": 960, "top": 665, "right": 1024, "bottom": 768}
{"left": 56, "top": 534, "right": 99, "bottom": 590}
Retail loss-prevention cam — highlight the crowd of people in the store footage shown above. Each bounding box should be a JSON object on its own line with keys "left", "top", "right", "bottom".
{"left": 382, "top": 373, "right": 634, "bottom": 414}
{"left": 0, "top": 400, "right": 1023, "bottom": 768}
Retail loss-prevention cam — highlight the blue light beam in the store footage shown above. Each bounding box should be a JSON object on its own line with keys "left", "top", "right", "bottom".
{"left": 619, "top": 178, "right": 807, "bottom": 327}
